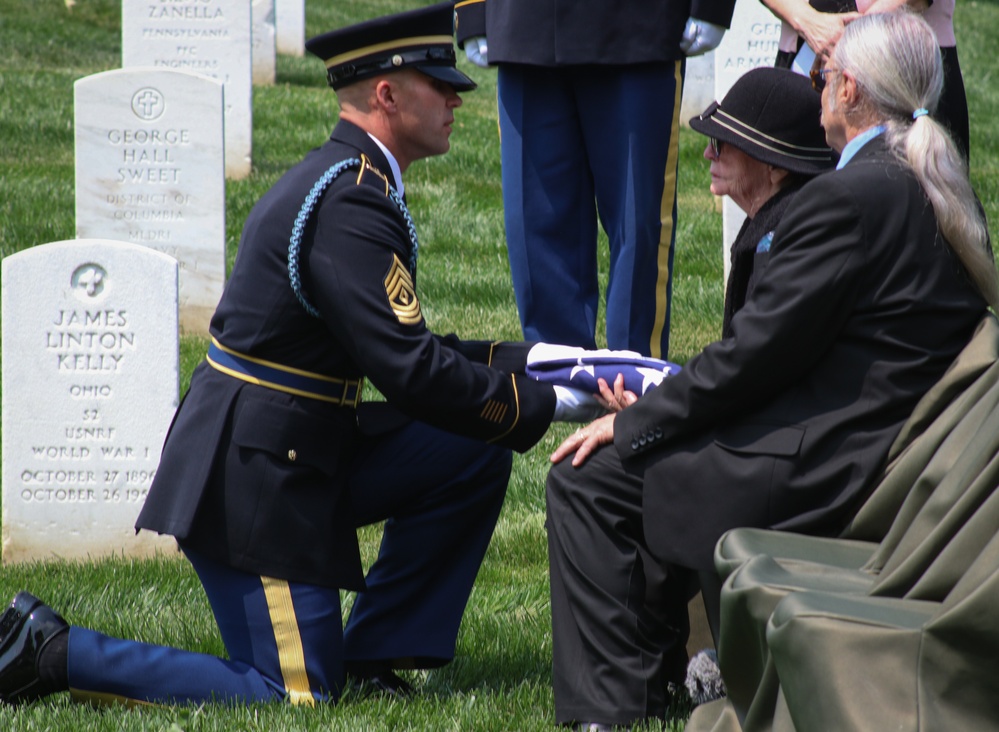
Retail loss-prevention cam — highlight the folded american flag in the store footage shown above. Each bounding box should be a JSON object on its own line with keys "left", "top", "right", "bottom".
{"left": 525, "top": 344, "right": 680, "bottom": 396}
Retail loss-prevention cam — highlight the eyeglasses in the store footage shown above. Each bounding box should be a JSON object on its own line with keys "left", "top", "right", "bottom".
{"left": 710, "top": 137, "right": 723, "bottom": 157}
{"left": 809, "top": 67, "right": 838, "bottom": 93}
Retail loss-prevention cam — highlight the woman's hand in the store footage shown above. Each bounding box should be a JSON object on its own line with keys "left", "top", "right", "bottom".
{"left": 594, "top": 373, "right": 638, "bottom": 413}
{"left": 551, "top": 412, "right": 617, "bottom": 467}
{"left": 763, "top": 0, "right": 859, "bottom": 59}
{"left": 798, "top": 7, "right": 860, "bottom": 59}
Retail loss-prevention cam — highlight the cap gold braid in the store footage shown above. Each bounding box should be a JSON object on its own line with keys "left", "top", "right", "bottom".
{"left": 323, "top": 34, "right": 453, "bottom": 68}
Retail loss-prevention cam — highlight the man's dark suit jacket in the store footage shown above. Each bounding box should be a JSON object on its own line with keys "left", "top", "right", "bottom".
{"left": 136, "top": 121, "right": 556, "bottom": 590}
{"left": 615, "top": 137, "right": 988, "bottom": 570}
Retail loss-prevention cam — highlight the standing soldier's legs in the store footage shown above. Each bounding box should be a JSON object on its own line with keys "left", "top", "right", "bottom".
{"left": 576, "top": 61, "right": 684, "bottom": 359}
{"left": 498, "top": 64, "right": 600, "bottom": 349}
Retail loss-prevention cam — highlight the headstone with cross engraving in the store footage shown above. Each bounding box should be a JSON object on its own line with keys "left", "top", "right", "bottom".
{"left": 252, "top": 0, "right": 276, "bottom": 85}
{"left": 121, "top": 0, "right": 253, "bottom": 179}
{"left": 74, "top": 67, "right": 225, "bottom": 334}
{"left": 1, "top": 239, "right": 179, "bottom": 564}
{"left": 275, "top": 0, "right": 305, "bottom": 56}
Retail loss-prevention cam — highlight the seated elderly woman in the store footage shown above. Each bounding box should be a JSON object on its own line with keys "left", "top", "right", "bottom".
{"left": 690, "top": 66, "right": 836, "bottom": 337}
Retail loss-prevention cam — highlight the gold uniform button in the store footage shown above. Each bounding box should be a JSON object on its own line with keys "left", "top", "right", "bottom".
{"left": 288, "top": 449, "right": 297, "bottom": 462}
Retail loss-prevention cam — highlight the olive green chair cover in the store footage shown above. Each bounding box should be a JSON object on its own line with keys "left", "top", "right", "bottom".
{"left": 685, "top": 314, "right": 999, "bottom": 732}
{"left": 713, "top": 530, "right": 877, "bottom": 587}
{"left": 697, "top": 451, "right": 999, "bottom": 732}
{"left": 713, "top": 313, "right": 999, "bottom": 583}
{"left": 767, "top": 527, "right": 999, "bottom": 732}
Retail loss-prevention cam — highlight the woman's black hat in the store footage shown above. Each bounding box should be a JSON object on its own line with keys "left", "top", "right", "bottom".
{"left": 689, "top": 67, "right": 835, "bottom": 176}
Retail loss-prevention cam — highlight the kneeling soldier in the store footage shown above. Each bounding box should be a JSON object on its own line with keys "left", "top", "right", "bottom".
{"left": 0, "top": 2, "right": 596, "bottom": 706}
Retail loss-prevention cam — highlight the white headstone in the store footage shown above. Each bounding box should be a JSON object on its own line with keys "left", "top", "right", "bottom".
{"left": 714, "top": 2, "right": 782, "bottom": 100}
{"left": 252, "top": 0, "right": 277, "bottom": 85}
{"left": 275, "top": 0, "right": 305, "bottom": 56}
{"left": 74, "top": 68, "right": 225, "bottom": 335}
{"left": 680, "top": 51, "right": 716, "bottom": 129}
{"left": 1, "top": 239, "right": 179, "bottom": 564}
{"left": 122, "top": 0, "right": 253, "bottom": 179}
{"left": 713, "top": 0, "right": 782, "bottom": 281}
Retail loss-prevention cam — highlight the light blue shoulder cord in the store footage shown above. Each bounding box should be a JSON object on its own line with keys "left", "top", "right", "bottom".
{"left": 288, "top": 158, "right": 420, "bottom": 317}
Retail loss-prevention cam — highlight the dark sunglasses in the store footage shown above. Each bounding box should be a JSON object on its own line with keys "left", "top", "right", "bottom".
{"left": 710, "top": 137, "right": 724, "bottom": 157}
{"left": 809, "top": 67, "right": 837, "bottom": 93}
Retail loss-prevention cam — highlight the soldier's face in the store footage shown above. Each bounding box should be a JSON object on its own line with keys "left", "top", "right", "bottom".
{"left": 392, "top": 70, "right": 463, "bottom": 166}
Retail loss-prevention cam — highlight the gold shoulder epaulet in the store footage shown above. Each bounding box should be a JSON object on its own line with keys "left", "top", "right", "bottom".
{"left": 355, "top": 153, "right": 391, "bottom": 196}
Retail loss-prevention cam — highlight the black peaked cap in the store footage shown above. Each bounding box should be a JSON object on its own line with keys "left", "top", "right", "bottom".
{"left": 306, "top": 2, "right": 476, "bottom": 92}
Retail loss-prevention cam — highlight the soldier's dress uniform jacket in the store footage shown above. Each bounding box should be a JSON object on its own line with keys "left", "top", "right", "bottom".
{"left": 456, "top": 0, "right": 734, "bottom": 65}
{"left": 136, "top": 119, "right": 557, "bottom": 591}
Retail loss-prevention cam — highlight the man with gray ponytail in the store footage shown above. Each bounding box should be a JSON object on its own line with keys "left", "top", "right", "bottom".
{"left": 817, "top": 9, "right": 997, "bottom": 310}
{"left": 543, "top": 9, "right": 995, "bottom": 729}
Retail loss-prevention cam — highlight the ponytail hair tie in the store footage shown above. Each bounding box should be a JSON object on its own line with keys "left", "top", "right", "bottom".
{"left": 913, "top": 108, "right": 929, "bottom": 120}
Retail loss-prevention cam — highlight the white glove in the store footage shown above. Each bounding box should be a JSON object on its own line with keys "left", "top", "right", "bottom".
{"left": 552, "top": 385, "right": 607, "bottom": 423}
{"left": 464, "top": 36, "right": 489, "bottom": 67}
{"left": 679, "top": 18, "right": 726, "bottom": 57}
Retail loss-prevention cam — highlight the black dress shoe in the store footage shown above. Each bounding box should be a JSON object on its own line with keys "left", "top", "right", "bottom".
{"left": 345, "top": 665, "right": 416, "bottom": 700}
{"left": 361, "top": 670, "right": 415, "bottom": 699}
{"left": 0, "top": 592, "right": 69, "bottom": 705}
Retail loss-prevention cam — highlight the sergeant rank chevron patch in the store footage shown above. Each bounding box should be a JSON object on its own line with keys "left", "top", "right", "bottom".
{"left": 384, "top": 254, "right": 422, "bottom": 325}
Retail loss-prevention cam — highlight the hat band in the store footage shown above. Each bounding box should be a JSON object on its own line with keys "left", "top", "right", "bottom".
{"left": 324, "top": 34, "right": 454, "bottom": 68}
{"left": 328, "top": 45, "right": 458, "bottom": 87}
{"left": 713, "top": 109, "right": 832, "bottom": 162}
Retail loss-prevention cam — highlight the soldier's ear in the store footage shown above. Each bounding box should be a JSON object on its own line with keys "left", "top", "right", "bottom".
{"left": 373, "top": 75, "right": 404, "bottom": 114}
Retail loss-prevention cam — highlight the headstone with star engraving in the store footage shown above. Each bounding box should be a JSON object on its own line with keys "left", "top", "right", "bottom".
{"left": 1, "top": 239, "right": 179, "bottom": 564}
{"left": 74, "top": 67, "right": 225, "bottom": 334}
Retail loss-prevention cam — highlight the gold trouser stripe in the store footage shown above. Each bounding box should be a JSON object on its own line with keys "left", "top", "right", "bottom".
{"left": 649, "top": 59, "right": 684, "bottom": 359}
{"left": 262, "top": 576, "right": 316, "bottom": 707}
{"left": 495, "top": 86, "right": 502, "bottom": 143}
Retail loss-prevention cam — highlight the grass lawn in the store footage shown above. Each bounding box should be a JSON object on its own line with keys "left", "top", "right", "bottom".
{"left": 0, "top": 0, "right": 997, "bottom": 730}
